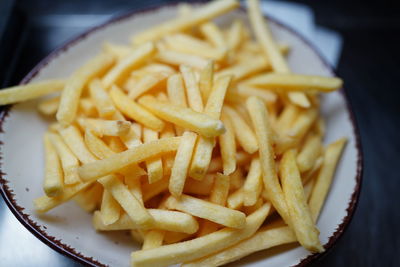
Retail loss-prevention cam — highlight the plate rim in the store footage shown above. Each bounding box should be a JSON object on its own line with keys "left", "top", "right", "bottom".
{"left": 0, "top": 2, "right": 363, "bottom": 267}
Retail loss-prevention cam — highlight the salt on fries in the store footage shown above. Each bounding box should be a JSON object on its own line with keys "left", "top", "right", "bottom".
{"left": 0, "top": 0, "right": 347, "bottom": 266}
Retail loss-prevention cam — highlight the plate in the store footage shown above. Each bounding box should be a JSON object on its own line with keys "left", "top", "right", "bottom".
{"left": 0, "top": 3, "right": 362, "bottom": 267}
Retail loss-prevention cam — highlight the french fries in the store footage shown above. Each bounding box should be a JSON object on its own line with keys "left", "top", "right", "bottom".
{"left": 57, "top": 54, "right": 114, "bottom": 125}
{"left": 43, "top": 133, "right": 64, "bottom": 197}
{"left": 78, "top": 137, "right": 181, "bottom": 182}
{"left": 165, "top": 194, "right": 246, "bottom": 229}
{"left": 169, "top": 131, "right": 197, "bottom": 197}
{"left": 143, "top": 127, "right": 164, "bottom": 184}
{"left": 246, "top": 96, "right": 291, "bottom": 224}
{"left": 243, "top": 157, "right": 262, "bottom": 206}
{"left": 0, "top": 1, "right": 348, "bottom": 266}
{"left": 131, "top": 0, "right": 239, "bottom": 44}
{"left": 131, "top": 203, "right": 270, "bottom": 267}
{"left": 94, "top": 209, "right": 199, "bottom": 234}
{"left": 48, "top": 132, "right": 81, "bottom": 185}
{"left": 37, "top": 96, "right": 60, "bottom": 116}
{"left": 309, "top": 138, "right": 347, "bottom": 222}
{"left": 58, "top": 125, "right": 98, "bottom": 164}
{"left": 89, "top": 79, "right": 117, "bottom": 118}
{"left": 245, "top": 73, "right": 343, "bottom": 93}
{"left": 0, "top": 80, "right": 64, "bottom": 105}
{"left": 102, "top": 42, "right": 155, "bottom": 88}
{"left": 109, "top": 86, "right": 165, "bottom": 131}
{"left": 189, "top": 75, "right": 231, "bottom": 180}
{"left": 138, "top": 95, "right": 225, "bottom": 138}
{"left": 280, "top": 150, "right": 323, "bottom": 252}
{"left": 219, "top": 112, "right": 237, "bottom": 175}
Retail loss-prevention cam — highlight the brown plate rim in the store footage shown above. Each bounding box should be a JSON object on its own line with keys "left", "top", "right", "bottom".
{"left": 0, "top": 2, "right": 363, "bottom": 267}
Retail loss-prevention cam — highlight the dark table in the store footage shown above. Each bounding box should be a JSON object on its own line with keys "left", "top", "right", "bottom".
{"left": 0, "top": 0, "right": 399, "bottom": 266}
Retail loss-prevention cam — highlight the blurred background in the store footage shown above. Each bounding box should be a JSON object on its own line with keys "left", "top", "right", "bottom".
{"left": 0, "top": 0, "right": 399, "bottom": 266}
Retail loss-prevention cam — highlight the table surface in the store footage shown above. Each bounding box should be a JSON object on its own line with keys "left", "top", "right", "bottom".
{"left": 0, "top": 0, "right": 399, "bottom": 266}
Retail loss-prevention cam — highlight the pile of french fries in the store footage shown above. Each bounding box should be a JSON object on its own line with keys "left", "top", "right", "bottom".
{"left": 0, "top": 0, "right": 348, "bottom": 266}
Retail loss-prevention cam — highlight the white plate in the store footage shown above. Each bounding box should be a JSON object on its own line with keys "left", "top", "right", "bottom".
{"left": 0, "top": 4, "right": 362, "bottom": 267}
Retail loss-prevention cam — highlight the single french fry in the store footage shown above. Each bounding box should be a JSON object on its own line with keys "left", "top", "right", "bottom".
{"left": 78, "top": 98, "right": 97, "bottom": 117}
{"left": 156, "top": 50, "right": 209, "bottom": 69}
{"left": 246, "top": 0, "right": 310, "bottom": 108}
{"left": 169, "top": 131, "right": 197, "bottom": 197}
{"left": 200, "top": 22, "right": 226, "bottom": 48}
{"left": 227, "top": 20, "right": 244, "bottom": 52}
{"left": 127, "top": 72, "right": 169, "bottom": 99}
{"left": 167, "top": 73, "right": 187, "bottom": 135}
{"left": 34, "top": 180, "right": 94, "bottom": 213}
{"left": 37, "top": 96, "right": 60, "bottom": 116}
{"left": 199, "top": 61, "right": 214, "bottom": 102}
{"left": 102, "top": 42, "right": 155, "bottom": 88}
{"left": 89, "top": 79, "right": 117, "bottom": 118}
{"left": 167, "top": 73, "right": 187, "bottom": 108}
{"left": 102, "top": 42, "right": 132, "bottom": 60}
{"left": 236, "top": 84, "right": 277, "bottom": 103}
{"left": 297, "top": 134, "right": 322, "bottom": 172}
{"left": 48, "top": 132, "right": 80, "bottom": 184}
{"left": 183, "top": 225, "right": 296, "bottom": 267}
{"left": 143, "top": 127, "right": 164, "bottom": 184}
{"left": 57, "top": 54, "right": 114, "bottom": 125}
{"left": 190, "top": 75, "right": 231, "bottom": 179}
{"left": 209, "top": 173, "right": 230, "bottom": 206}
{"left": 109, "top": 85, "right": 165, "bottom": 131}
{"left": 280, "top": 149, "right": 323, "bottom": 252}
{"left": 43, "top": 133, "right": 64, "bottom": 197}
{"left": 217, "top": 57, "right": 268, "bottom": 82}
{"left": 243, "top": 157, "right": 262, "bottom": 206}
{"left": 139, "top": 63, "right": 176, "bottom": 75}
{"left": 98, "top": 175, "right": 154, "bottom": 228}
{"left": 309, "top": 138, "right": 347, "bottom": 222}
{"left": 73, "top": 182, "right": 103, "bottom": 212}
{"left": 165, "top": 194, "right": 246, "bottom": 229}
{"left": 77, "top": 118, "right": 131, "bottom": 137}
{"left": 0, "top": 80, "right": 65, "bottom": 105}
{"left": 245, "top": 73, "right": 343, "bottom": 93}
{"left": 138, "top": 95, "right": 225, "bottom": 138}
{"left": 246, "top": 96, "right": 291, "bottom": 224}
{"left": 131, "top": 230, "right": 145, "bottom": 244}
{"left": 223, "top": 106, "right": 258, "bottom": 154}
{"left": 164, "top": 34, "right": 225, "bottom": 61}
{"left": 58, "top": 125, "right": 98, "bottom": 164}
{"left": 219, "top": 112, "right": 236, "bottom": 175}
{"left": 131, "top": 203, "right": 271, "bottom": 267}
{"left": 78, "top": 137, "right": 181, "bottom": 182}
{"left": 131, "top": 0, "right": 239, "bottom": 44}
{"left": 247, "top": 0, "right": 288, "bottom": 72}
{"left": 94, "top": 209, "right": 199, "bottom": 234}
{"left": 100, "top": 189, "right": 121, "bottom": 225}
{"left": 143, "top": 230, "right": 165, "bottom": 250}
{"left": 181, "top": 65, "right": 204, "bottom": 112}
{"left": 227, "top": 188, "right": 244, "bottom": 210}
